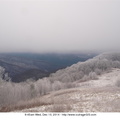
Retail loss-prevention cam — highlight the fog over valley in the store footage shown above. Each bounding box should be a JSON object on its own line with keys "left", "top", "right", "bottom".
{"left": 0, "top": 0, "right": 120, "bottom": 53}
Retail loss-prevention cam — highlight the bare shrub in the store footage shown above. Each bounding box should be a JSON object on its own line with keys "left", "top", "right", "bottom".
{"left": 82, "top": 75, "right": 90, "bottom": 81}
{"left": 88, "top": 72, "right": 98, "bottom": 80}
{"left": 95, "top": 68, "right": 102, "bottom": 75}
{"left": 0, "top": 80, "right": 36, "bottom": 108}
{"left": 52, "top": 81, "right": 63, "bottom": 91}
{"left": 64, "top": 82, "right": 75, "bottom": 89}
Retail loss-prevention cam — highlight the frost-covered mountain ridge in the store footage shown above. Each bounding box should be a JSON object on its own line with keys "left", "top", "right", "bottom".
{"left": 1, "top": 52, "right": 120, "bottom": 112}
{"left": 0, "top": 53, "right": 95, "bottom": 82}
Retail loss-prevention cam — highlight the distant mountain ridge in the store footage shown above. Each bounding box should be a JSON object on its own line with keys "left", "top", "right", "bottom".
{"left": 0, "top": 53, "right": 96, "bottom": 82}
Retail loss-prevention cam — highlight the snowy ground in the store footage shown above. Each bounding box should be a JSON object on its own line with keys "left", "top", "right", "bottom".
{"left": 15, "top": 68, "right": 120, "bottom": 112}
{"left": 78, "top": 68, "right": 120, "bottom": 88}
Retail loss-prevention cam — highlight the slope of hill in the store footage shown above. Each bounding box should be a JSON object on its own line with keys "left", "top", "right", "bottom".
{"left": 1, "top": 68, "right": 120, "bottom": 112}
{"left": 14, "top": 69, "right": 120, "bottom": 112}
{"left": 0, "top": 52, "right": 120, "bottom": 112}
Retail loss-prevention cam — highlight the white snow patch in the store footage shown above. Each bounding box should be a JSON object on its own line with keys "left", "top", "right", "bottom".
{"left": 78, "top": 68, "right": 120, "bottom": 88}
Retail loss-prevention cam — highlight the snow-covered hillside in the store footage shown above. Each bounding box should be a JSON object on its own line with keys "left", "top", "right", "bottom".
{"left": 1, "top": 52, "right": 120, "bottom": 112}
{"left": 77, "top": 68, "right": 120, "bottom": 88}
{"left": 12, "top": 68, "right": 120, "bottom": 112}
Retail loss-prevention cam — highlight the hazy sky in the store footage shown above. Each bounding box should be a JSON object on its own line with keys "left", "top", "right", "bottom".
{"left": 0, "top": 0, "right": 120, "bottom": 53}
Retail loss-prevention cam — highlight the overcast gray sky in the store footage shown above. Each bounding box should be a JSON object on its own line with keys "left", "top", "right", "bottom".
{"left": 0, "top": 0, "right": 120, "bottom": 53}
